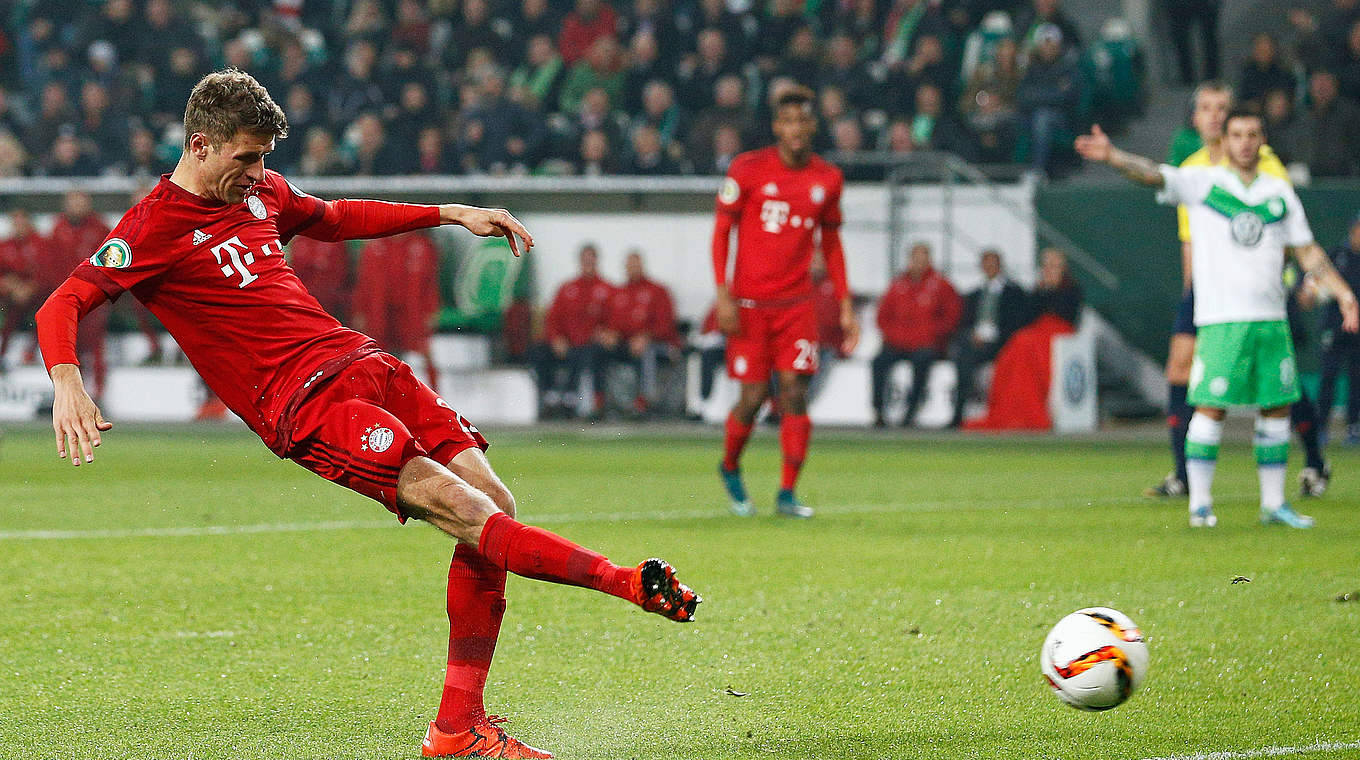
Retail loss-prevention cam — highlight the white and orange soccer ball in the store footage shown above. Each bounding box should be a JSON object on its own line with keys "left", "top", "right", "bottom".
{"left": 1040, "top": 607, "right": 1149, "bottom": 711}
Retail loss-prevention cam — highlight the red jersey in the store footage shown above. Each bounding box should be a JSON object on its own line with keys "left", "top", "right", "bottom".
{"left": 353, "top": 231, "right": 440, "bottom": 352}
{"left": 286, "top": 237, "right": 352, "bottom": 319}
{"left": 58, "top": 170, "right": 438, "bottom": 453}
{"left": 543, "top": 274, "right": 616, "bottom": 347}
{"left": 608, "top": 277, "right": 679, "bottom": 345}
{"left": 712, "top": 147, "right": 848, "bottom": 304}
{"left": 49, "top": 214, "right": 112, "bottom": 291}
{"left": 876, "top": 268, "right": 962, "bottom": 352}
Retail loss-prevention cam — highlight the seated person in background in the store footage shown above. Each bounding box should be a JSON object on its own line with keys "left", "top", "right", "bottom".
{"left": 529, "top": 243, "right": 617, "bottom": 417}
{"left": 964, "top": 246, "right": 1083, "bottom": 431}
{"left": 950, "top": 249, "right": 1029, "bottom": 427}
{"left": 871, "top": 243, "right": 962, "bottom": 427}
{"left": 601, "top": 249, "right": 680, "bottom": 416}
{"left": 353, "top": 231, "right": 441, "bottom": 388}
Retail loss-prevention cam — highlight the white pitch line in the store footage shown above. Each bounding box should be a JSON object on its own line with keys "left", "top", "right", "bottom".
{"left": 1141, "top": 740, "right": 1360, "bottom": 760}
{"left": 0, "top": 492, "right": 1250, "bottom": 542}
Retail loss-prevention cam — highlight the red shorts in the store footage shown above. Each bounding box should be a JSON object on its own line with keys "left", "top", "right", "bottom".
{"left": 726, "top": 301, "right": 819, "bottom": 384}
{"left": 286, "top": 352, "right": 487, "bottom": 520}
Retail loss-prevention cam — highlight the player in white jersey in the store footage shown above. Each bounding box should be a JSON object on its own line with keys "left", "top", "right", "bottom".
{"left": 1076, "top": 110, "right": 1360, "bottom": 528}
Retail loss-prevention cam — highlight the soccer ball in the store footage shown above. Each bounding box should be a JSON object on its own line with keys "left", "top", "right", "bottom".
{"left": 1040, "top": 607, "right": 1149, "bottom": 711}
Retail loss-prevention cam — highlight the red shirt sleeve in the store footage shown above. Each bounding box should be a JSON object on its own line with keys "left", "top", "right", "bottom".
{"left": 70, "top": 212, "right": 178, "bottom": 300}
{"left": 712, "top": 159, "right": 746, "bottom": 289}
{"left": 270, "top": 173, "right": 441, "bottom": 244}
{"left": 35, "top": 277, "right": 108, "bottom": 371}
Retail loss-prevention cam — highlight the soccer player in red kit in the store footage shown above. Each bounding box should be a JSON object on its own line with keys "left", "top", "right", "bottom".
{"left": 35, "top": 70, "right": 698, "bottom": 760}
{"left": 712, "top": 85, "right": 859, "bottom": 518}
{"left": 48, "top": 191, "right": 112, "bottom": 400}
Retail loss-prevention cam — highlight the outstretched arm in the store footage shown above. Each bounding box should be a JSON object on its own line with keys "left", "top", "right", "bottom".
{"left": 296, "top": 200, "right": 534, "bottom": 257}
{"left": 1293, "top": 243, "right": 1360, "bottom": 332}
{"left": 35, "top": 277, "right": 113, "bottom": 466}
{"left": 1074, "top": 125, "right": 1165, "bottom": 187}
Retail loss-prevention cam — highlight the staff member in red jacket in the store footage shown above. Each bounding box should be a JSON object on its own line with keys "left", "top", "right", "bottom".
{"left": 531, "top": 243, "right": 617, "bottom": 418}
{"left": 47, "top": 191, "right": 112, "bottom": 400}
{"left": 602, "top": 249, "right": 679, "bottom": 416}
{"left": 353, "top": 230, "right": 441, "bottom": 387}
{"left": 0, "top": 208, "right": 46, "bottom": 366}
{"left": 872, "top": 242, "right": 962, "bottom": 427}
{"left": 287, "top": 236, "right": 353, "bottom": 323}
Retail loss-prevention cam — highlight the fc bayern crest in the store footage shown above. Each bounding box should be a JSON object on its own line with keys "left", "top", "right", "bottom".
{"left": 361, "top": 425, "right": 394, "bottom": 453}
{"left": 810, "top": 184, "right": 826, "bottom": 203}
{"left": 247, "top": 195, "right": 267, "bottom": 220}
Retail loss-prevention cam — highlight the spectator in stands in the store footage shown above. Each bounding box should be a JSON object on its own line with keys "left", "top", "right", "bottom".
{"left": 1285, "top": 70, "right": 1360, "bottom": 178}
{"left": 390, "top": 0, "right": 434, "bottom": 55}
{"left": 706, "top": 124, "right": 743, "bottom": 175}
{"left": 48, "top": 190, "right": 111, "bottom": 400}
{"left": 288, "top": 236, "right": 353, "bottom": 324}
{"left": 559, "top": 36, "right": 627, "bottom": 115}
{"left": 882, "top": 118, "right": 917, "bottom": 156}
{"left": 602, "top": 249, "right": 680, "bottom": 416}
{"left": 0, "top": 131, "right": 26, "bottom": 177}
{"left": 964, "top": 246, "right": 1081, "bottom": 431}
{"left": 412, "top": 127, "right": 455, "bottom": 175}
{"left": 510, "top": 34, "right": 567, "bottom": 112}
{"left": 1321, "top": 0, "right": 1360, "bottom": 62}
{"left": 569, "top": 87, "right": 626, "bottom": 152}
{"left": 1016, "top": 0, "right": 1083, "bottom": 54}
{"left": 778, "top": 25, "right": 822, "bottom": 87}
{"left": 1262, "top": 88, "right": 1302, "bottom": 165}
{"left": 816, "top": 87, "right": 853, "bottom": 151}
{"left": 619, "top": 0, "right": 682, "bottom": 66}
{"left": 909, "top": 83, "right": 974, "bottom": 157}
{"left": 343, "top": 0, "right": 388, "bottom": 42}
{"left": 77, "top": 81, "right": 127, "bottom": 166}
{"left": 137, "top": 0, "right": 200, "bottom": 74}
{"left": 759, "top": 0, "right": 812, "bottom": 74}
{"left": 461, "top": 67, "right": 545, "bottom": 175}
{"left": 75, "top": 0, "right": 138, "bottom": 66}
{"left": 681, "top": 0, "right": 757, "bottom": 62}
{"left": 1337, "top": 20, "right": 1360, "bottom": 102}
{"left": 622, "top": 31, "right": 668, "bottom": 114}
{"left": 576, "top": 128, "right": 619, "bottom": 176}
{"left": 1017, "top": 24, "right": 1082, "bottom": 176}
{"left": 889, "top": 34, "right": 953, "bottom": 114}
{"left": 1316, "top": 214, "right": 1360, "bottom": 443}
{"left": 949, "top": 250, "right": 1029, "bottom": 428}
{"left": 345, "top": 112, "right": 406, "bottom": 176}
{"left": 41, "top": 128, "right": 100, "bottom": 177}
{"left": 1238, "top": 34, "right": 1295, "bottom": 113}
{"left": 623, "top": 124, "right": 682, "bottom": 175}
{"left": 297, "top": 127, "right": 349, "bottom": 177}
{"left": 559, "top": 0, "right": 620, "bottom": 66}
{"left": 329, "top": 40, "right": 385, "bottom": 127}
{"left": 829, "top": 117, "right": 878, "bottom": 181}
{"left": 1160, "top": 0, "right": 1220, "bottom": 85}
{"left": 445, "top": 0, "right": 514, "bottom": 70}
{"left": 1082, "top": 18, "right": 1146, "bottom": 133}
{"left": 962, "top": 37, "right": 1021, "bottom": 163}
{"left": 512, "top": 0, "right": 560, "bottom": 50}
{"left": 821, "top": 32, "right": 878, "bottom": 111}
{"left": 688, "top": 74, "right": 753, "bottom": 173}
{"left": 675, "top": 27, "right": 739, "bottom": 113}
{"left": 959, "top": 11, "right": 1014, "bottom": 87}
{"left": 23, "top": 81, "right": 75, "bottom": 161}
{"left": 880, "top": 0, "right": 951, "bottom": 70}
{"left": 353, "top": 231, "right": 442, "bottom": 387}
{"left": 154, "top": 47, "right": 205, "bottom": 126}
{"left": 0, "top": 207, "right": 45, "bottom": 364}
{"left": 872, "top": 243, "right": 962, "bottom": 428}
{"left": 632, "top": 80, "right": 687, "bottom": 163}
{"left": 531, "top": 244, "right": 617, "bottom": 418}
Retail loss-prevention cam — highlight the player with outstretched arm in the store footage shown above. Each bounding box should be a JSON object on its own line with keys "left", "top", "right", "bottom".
{"left": 35, "top": 70, "right": 698, "bottom": 760}
{"left": 712, "top": 85, "right": 860, "bottom": 518}
{"left": 1075, "top": 111, "right": 1359, "bottom": 528}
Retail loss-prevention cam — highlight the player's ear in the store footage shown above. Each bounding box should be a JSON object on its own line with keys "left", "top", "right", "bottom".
{"left": 187, "top": 132, "right": 212, "bottom": 159}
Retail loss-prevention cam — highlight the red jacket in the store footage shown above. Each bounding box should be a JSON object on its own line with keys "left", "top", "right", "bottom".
{"left": 813, "top": 275, "right": 846, "bottom": 356}
{"left": 876, "top": 268, "right": 961, "bottom": 352}
{"left": 48, "top": 215, "right": 111, "bottom": 291}
{"left": 558, "top": 5, "right": 619, "bottom": 64}
{"left": 353, "top": 231, "right": 439, "bottom": 351}
{"left": 608, "top": 277, "right": 679, "bottom": 345}
{"left": 287, "top": 237, "right": 352, "bottom": 319}
{"left": 2, "top": 231, "right": 47, "bottom": 285}
{"left": 544, "top": 274, "right": 617, "bottom": 347}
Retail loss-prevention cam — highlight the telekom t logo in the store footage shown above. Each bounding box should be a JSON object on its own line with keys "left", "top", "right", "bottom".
{"left": 210, "top": 235, "right": 283, "bottom": 288}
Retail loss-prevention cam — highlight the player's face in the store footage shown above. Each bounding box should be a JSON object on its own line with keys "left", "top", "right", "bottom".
{"left": 1191, "top": 89, "right": 1230, "bottom": 141}
{"left": 200, "top": 130, "right": 275, "bottom": 205}
{"left": 773, "top": 102, "right": 816, "bottom": 159}
{"left": 1223, "top": 116, "right": 1264, "bottom": 172}
{"left": 981, "top": 253, "right": 1002, "bottom": 279}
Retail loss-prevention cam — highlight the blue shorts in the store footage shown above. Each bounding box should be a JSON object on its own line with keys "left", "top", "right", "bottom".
{"left": 1173, "top": 290, "right": 1196, "bottom": 336}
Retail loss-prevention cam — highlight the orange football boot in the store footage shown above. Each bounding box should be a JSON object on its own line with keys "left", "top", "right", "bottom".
{"left": 633, "top": 558, "right": 701, "bottom": 622}
{"left": 421, "top": 716, "right": 553, "bottom": 759}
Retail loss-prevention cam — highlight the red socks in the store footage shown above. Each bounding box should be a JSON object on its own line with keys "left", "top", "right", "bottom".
{"left": 434, "top": 543, "right": 505, "bottom": 733}
{"left": 723, "top": 414, "right": 754, "bottom": 471}
{"left": 477, "top": 512, "right": 636, "bottom": 601}
{"left": 780, "top": 413, "right": 811, "bottom": 491}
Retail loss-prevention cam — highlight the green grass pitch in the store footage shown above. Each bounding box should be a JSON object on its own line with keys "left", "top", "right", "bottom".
{"left": 1, "top": 423, "right": 1358, "bottom": 760}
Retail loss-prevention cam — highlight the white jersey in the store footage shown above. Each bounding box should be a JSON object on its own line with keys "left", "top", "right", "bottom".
{"left": 1156, "top": 164, "right": 1313, "bottom": 326}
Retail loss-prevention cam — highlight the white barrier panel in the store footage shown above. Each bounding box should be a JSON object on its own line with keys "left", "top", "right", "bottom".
{"left": 1050, "top": 328, "right": 1098, "bottom": 433}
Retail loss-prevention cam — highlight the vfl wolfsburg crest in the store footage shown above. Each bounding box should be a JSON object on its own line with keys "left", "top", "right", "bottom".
{"left": 1230, "top": 211, "right": 1265, "bottom": 246}
{"left": 90, "top": 238, "right": 132, "bottom": 269}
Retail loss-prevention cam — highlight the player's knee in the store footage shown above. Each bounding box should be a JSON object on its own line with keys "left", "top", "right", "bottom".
{"left": 483, "top": 480, "right": 517, "bottom": 518}
{"left": 781, "top": 391, "right": 807, "bottom": 415}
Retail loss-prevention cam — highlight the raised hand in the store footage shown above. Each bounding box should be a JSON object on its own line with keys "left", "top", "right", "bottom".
{"left": 1074, "top": 124, "right": 1112, "bottom": 163}
{"left": 442, "top": 205, "right": 535, "bottom": 257}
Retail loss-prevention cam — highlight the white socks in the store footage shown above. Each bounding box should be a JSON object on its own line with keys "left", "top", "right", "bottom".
{"left": 1255, "top": 415, "right": 1290, "bottom": 511}
{"left": 1185, "top": 412, "right": 1223, "bottom": 512}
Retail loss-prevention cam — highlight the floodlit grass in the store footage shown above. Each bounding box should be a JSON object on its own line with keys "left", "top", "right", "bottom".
{"left": 1, "top": 423, "right": 1358, "bottom": 760}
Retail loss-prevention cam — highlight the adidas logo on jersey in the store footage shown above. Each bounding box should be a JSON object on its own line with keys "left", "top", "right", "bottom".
{"left": 192, "top": 229, "right": 212, "bottom": 245}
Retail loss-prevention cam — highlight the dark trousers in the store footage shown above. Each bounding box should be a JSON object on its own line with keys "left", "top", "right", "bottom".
{"left": 1164, "top": 0, "right": 1220, "bottom": 84}
{"left": 872, "top": 347, "right": 939, "bottom": 424}
{"left": 1317, "top": 332, "right": 1360, "bottom": 426}
{"left": 699, "top": 345, "right": 726, "bottom": 400}
{"left": 952, "top": 337, "right": 1002, "bottom": 424}
{"left": 528, "top": 342, "right": 608, "bottom": 406}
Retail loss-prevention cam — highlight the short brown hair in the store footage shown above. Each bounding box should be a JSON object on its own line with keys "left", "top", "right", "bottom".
{"left": 183, "top": 69, "right": 288, "bottom": 148}
{"left": 775, "top": 84, "right": 815, "bottom": 111}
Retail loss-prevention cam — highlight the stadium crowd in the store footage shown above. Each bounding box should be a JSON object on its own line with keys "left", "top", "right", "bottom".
{"left": 0, "top": 0, "right": 1155, "bottom": 180}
